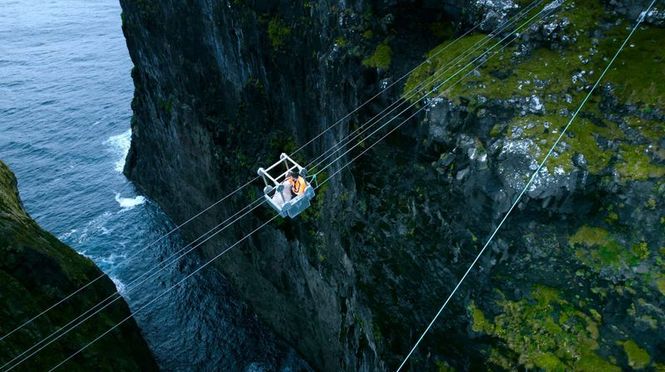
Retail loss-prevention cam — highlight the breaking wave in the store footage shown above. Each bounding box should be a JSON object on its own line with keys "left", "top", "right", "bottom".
{"left": 105, "top": 129, "right": 131, "bottom": 172}
{"left": 115, "top": 193, "right": 146, "bottom": 209}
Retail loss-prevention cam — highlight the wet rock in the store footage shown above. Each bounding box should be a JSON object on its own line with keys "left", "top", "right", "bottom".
{"left": 468, "top": 0, "right": 518, "bottom": 32}
{"left": 608, "top": 0, "right": 665, "bottom": 26}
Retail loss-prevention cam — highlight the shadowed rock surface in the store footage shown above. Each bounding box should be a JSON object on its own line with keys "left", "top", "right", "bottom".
{"left": 120, "top": 0, "right": 664, "bottom": 370}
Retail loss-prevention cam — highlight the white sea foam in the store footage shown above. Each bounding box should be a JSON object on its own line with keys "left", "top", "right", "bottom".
{"left": 97, "top": 252, "right": 128, "bottom": 266}
{"left": 105, "top": 129, "right": 131, "bottom": 172}
{"left": 111, "top": 276, "right": 127, "bottom": 295}
{"left": 58, "top": 228, "right": 78, "bottom": 241}
{"left": 115, "top": 193, "right": 146, "bottom": 209}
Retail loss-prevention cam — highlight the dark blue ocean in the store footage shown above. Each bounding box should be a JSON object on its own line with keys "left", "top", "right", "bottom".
{"left": 0, "top": 0, "right": 306, "bottom": 370}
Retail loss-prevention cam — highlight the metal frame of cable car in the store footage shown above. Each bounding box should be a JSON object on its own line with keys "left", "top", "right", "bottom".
{"left": 257, "top": 153, "right": 315, "bottom": 218}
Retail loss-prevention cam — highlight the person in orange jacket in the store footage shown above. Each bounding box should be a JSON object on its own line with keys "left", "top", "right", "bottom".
{"left": 287, "top": 169, "right": 307, "bottom": 196}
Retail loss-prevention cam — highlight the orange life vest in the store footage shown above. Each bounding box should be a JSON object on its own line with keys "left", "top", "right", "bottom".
{"left": 289, "top": 176, "right": 307, "bottom": 196}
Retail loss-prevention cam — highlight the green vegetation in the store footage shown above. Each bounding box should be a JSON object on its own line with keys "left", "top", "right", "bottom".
{"left": 335, "top": 37, "right": 348, "bottom": 48}
{"left": 402, "top": 0, "right": 664, "bottom": 181}
{"left": 568, "top": 225, "right": 656, "bottom": 273}
{"left": 0, "top": 164, "right": 23, "bottom": 218}
{"left": 503, "top": 113, "right": 663, "bottom": 178}
{"left": 570, "top": 226, "right": 625, "bottom": 269}
{"left": 556, "top": 0, "right": 606, "bottom": 31}
{"left": 363, "top": 41, "right": 392, "bottom": 70}
{"left": 657, "top": 277, "right": 665, "bottom": 296}
{"left": 604, "top": 26, "right": 665, "bottom": 108}
{"left": 624, "top": 116, "right": 665, "bottom": 142}
{"left": 506, "top": 115, "right": 624, "bottom": 173}
{"left": 569, "top": 225, "right": 613, "bottom": 247}
{"left": 616, "top": 145, "right": 665, "bottom": 181}
{"left": 435, "top": 360, "right": 455, "bottom": 372}
{"left": 403, "top": 34, "right": 486, "bottom": 99}
{"left": 621, "top": 340, "right": 651, "bottom": 369}
{"left": 469, "top": 286, "right": 618, "bottom": 371}
{"left": 631, "top": 241, "right": 649, "bottom": 260}
{"left": 268, "top": 17, "right": 291, "bottom": 50}
{"left": 469, "top": 302, "right": 491, "bottom": 333}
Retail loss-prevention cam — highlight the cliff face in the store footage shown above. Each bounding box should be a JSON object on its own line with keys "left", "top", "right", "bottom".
{"left": 0, "top": 161, "right": 157, "bottom": 370}
{"left": 121, "top": 0, "right": 664, "bottom": 370}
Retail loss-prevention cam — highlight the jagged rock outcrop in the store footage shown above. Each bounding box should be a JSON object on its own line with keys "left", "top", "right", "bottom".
{"left": 0, "top": 161, "right": 157, "bottom": 370}
{"left": 120, "top": 0, "right": 664, "bottom": 370}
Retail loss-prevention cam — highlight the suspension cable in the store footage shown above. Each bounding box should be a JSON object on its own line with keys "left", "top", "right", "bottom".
{"left": 39, "top": 1, "right": 654, "bottom": 369}
{"left": 395, "top": 2, "right": 656, "bottom": 370}
{"left": 33, "top": 5, "right": 552, "bottom": 370}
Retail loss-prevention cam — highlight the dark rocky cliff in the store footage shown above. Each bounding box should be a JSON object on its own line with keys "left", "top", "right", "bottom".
{"left": 120, "top": 0, "right": 664, "bottom": 370}
{"left": 0, "top": 161, "right": 157, "bottom": 370}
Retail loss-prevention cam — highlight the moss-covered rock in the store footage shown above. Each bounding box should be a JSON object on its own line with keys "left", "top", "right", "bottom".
{"left": 405, "top": 0, "right": 665, "bottom": 180}
{"left": 621, "top": 340, "right": 651, "bottom": 369}
{"left": 267, "top": 16, "right": 291, "bottom": 50}
{"left": 362, "top": 41, "right": 392, "bottom": 70}
{"left": 469, "top": 286, "right": 619, "bottom": 371}
{"left": 0, "top": 161, "right": 157, "bottom": 370}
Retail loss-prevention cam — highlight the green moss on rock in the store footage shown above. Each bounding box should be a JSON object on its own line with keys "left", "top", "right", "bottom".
{"left": 469, "top": 285, "right": 617, "bottom": 371}
{"left": 403, "top": 0, "right": 664, "bottom": 183}
{"left": 468, "top": 302, "right": 492, "bottom": 333}
{"left": 403, "top": 34, "right": 487, "bottom": 100}
{"left": 569, "top": 225, "right": 648, "bottom": 271}
{"left": 363, "top": 41, "right": 392, "bottom": 70}
{"left": 621, "top": 340, "right": 650, "bottom": 369}
{"left": 616, "top": 144, "right": 665, "bottom": 181}
{"left": 604, "top": 26, "right": 665, "bottom": 108}
{"left": 267, "top": 16, "right": 291, "bottom": 50}
{"left": 506, "top": 115, "right": 624, "bottom": 174}
{"left": 657, "top": 277, "right": 665, "bottom": 296}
